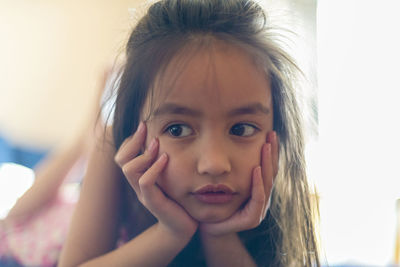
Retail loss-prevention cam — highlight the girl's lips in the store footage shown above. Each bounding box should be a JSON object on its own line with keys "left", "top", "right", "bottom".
{"left": 192, "top": 184, "right": 236, "bottom": 204}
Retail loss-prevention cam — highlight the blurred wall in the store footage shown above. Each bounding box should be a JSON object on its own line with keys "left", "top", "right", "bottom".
{"left": 0, "top": 0, "right": 315, "bottom": 149}
{"left": 0, "top": 0, "right": 143, "bottom": 148}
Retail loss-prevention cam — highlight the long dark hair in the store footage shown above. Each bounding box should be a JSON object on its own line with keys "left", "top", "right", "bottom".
{"left": 111, "top": 0, "right": 320, "bottom": 266}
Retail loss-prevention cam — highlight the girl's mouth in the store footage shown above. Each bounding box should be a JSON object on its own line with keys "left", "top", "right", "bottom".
{"left": 191, "top": 184, "right": 236, "bottom": 204}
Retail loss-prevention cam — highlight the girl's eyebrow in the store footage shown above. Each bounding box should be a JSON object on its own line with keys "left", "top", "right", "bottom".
{"left": 152, "top": 103, "right": 202, "bottom": 117}
{"left": 152, "top": 102, "right": 270, "bottom": 117}
{"left": 227, "top": 103, "right": 270, "bottom": 117}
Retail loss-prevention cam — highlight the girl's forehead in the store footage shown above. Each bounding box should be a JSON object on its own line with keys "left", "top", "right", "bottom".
{"left": 143, "top": 42, "right": 272, "bottom": 118}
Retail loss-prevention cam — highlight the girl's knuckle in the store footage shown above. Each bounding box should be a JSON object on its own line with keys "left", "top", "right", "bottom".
{"left": 139, "top": 196, "right": 147, "bottom": 206}
{"left": 255, "top": 196, "right": 265, "bottom": 206}
{"left": 242, "top": 216, "right": 252, "bottom": 227}
{"left": 121, "top": 165, "right": 130, "bottom": 175}
{"left": 249, "top": 216, "right": 260, "bottom": 228}
{"left": 115, "top": 154, "right": 129, "bottom": 167}
{"left": 138, "top": 178, "right": 151, "bottom": 189}
{"left": 253, "top": 220, "right": 261, "bottom": 228}
{"left": 114, "top": 154, "right": 121, "bottom": 165}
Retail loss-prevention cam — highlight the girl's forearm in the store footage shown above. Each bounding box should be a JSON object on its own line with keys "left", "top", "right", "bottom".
{"left": 201, "top": 232, "right": 257, "bottom": 267}
{"left": 6, "top": 137, "right": 86, "bottom": 221}
{"left": 78, "top": 222, "right": 193, "bottom": 267}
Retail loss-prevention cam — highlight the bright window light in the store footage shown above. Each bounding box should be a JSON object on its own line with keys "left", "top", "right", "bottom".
{"left": 0, "top": 162, "right": 35, "bottom": 219}
{"left": 314, "top": 0, "right": 400, "bottom": 265}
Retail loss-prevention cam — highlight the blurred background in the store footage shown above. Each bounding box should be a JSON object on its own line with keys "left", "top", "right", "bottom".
{"left": 0, "top": 0, "right": 399, "bottom": 266}
{"left": 0, "top": 0, "right": 142, "bottom": 150}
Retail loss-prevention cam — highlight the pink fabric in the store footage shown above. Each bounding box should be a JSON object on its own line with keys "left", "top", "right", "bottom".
{"left": 0, "top": 190, "right": 77, "bottom": 267}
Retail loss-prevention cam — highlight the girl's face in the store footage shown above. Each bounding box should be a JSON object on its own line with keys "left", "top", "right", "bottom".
{"left": 143, "top": 42, "right": 273, "bottom": 223}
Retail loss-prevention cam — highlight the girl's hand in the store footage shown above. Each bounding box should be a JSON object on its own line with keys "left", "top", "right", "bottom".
{"left": 114, "top": 122, "right": 198, "bottom": 240}
{"left": 199, "top": 131, "right": 279, "bottom": 236}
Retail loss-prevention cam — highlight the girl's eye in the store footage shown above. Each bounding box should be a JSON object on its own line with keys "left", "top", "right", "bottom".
{"left": 230, "top": 123, "right": 258, "bottom": 137}
{"left": 166, "top": 124, "right": 193, "bottom": 137}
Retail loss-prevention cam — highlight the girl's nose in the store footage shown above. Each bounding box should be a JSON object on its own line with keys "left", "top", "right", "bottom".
{"left": 196, "top": 139, "right": 231, "bottom": 177}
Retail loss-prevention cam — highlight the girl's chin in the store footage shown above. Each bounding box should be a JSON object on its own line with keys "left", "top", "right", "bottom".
{"left": 191, "top": 212, "right": 234, "bottom": 224}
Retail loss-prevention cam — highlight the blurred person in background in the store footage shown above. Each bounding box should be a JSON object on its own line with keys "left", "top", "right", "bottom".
{"left": 0, "top": 66, "right": 119, "bottom": 267}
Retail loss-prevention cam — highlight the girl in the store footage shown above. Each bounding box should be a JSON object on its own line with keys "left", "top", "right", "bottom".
{"left": 59, "top": 0, "right": 320, "bottom": 266}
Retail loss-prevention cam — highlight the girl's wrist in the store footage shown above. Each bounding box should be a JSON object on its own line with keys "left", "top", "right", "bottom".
{"left": 200, "top": 229, "right": 237, "bottom": 243}
{"left": 200, "top": 231, "right": 257, "bottom": 267}
{"left": 157, "top": 221, "right": 197, "bottom": 245}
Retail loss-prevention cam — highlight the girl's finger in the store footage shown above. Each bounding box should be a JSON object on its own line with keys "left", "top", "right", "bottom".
{"left": 261, "top": 143, "right": 274, "bottom": 200}
{"left": 266, "top": 131, "right": 279, "bottom": 177}
{"left": 226, "top": 167, "right": 265, "bottom": 229}
{"left": 250, "top": 166, "right": 267, "bottom": 223}
{"left": 122, "top": 138, "right": 160, "bottom": 197}
{"left": 271, "top": 131, "right": 279, "bottom": 177}
{"left": 114, "top": 121, "right": 146, "bottom": 166}
{"left": 138, "top": 153, "right": 169, "bottom": 207}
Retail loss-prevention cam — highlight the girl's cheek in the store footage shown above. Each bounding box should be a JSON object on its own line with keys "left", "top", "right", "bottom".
{"left": 159, "top": 140, "right": 196, "bottom": 182}
{"left": 155, "top": 141, "right": 181, "bottom": 190}
{"left": 156, "top": 151, "right": 189, "bottom": 199}
{"left": 238, "top": 139, "right": 264, "bottom": 165}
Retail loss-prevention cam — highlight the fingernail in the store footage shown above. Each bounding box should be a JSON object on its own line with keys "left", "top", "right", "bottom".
{"left": 148, "top": 138, "right": 158, "bottom": 154}
{"left": 255, "top": 166, "right": 262, "bottom": 177}
{"left": 272, "top": 131, "right": 278, "bottom": 143}
{"left": 159, "top": 153, "right": 168, "bottom": 163}
{"left": 267, "top": 131, "right": 275, "bottom": 143}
